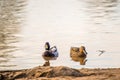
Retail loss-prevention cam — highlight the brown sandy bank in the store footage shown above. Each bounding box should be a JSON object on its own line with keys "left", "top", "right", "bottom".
{"left": 0, "top": 66, "right": 120, "bottom": 80}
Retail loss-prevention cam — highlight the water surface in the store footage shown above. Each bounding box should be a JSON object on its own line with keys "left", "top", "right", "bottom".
{"left": 0, "top": 0, "right": 120, "bottom": 70}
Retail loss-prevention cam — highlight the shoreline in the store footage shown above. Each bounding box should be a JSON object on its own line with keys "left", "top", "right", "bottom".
{"left": 0, "top": 66, "right": 120, "bottom": 80}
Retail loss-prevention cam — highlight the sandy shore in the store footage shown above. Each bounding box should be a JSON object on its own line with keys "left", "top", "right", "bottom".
{"left": 0, "top": 66, "right": 120, "bottom": 80}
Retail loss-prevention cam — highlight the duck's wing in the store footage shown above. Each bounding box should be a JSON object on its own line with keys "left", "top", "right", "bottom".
{"left": 53, "top": 51, "right": 58, "bottom": 57}
{"left": 50, "top": 46, "right": 58, "bottom": 57}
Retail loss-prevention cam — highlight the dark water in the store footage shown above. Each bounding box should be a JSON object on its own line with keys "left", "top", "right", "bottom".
{"left": 0, "top": 0, "right": 120, "bottom": 70}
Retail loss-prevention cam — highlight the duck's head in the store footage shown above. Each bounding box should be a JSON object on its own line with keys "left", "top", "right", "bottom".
{"left": 45, "top": 42, "right": 50, "bottom": 50}
{"left": 79, "top": 46, "right": 87, "bottom": 54}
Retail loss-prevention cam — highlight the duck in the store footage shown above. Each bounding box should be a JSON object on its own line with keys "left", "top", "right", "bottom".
{"left": 42, "top": 42, "right": 58, "bottom": 61}
{"left": 70, "top": 46, "right": 88, "bottom": 65}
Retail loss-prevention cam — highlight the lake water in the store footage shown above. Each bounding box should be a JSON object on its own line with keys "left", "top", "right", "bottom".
{"left": 0, "top": 0, "right": 120, "bottom": 70}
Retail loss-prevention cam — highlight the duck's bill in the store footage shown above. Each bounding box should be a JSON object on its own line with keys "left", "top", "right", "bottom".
{"left": 83, "top": 50, "right": 88, "bottom": 55}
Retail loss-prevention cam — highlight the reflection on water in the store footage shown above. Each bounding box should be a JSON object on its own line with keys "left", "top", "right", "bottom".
{"left": 43, "top": 56, "right": 58, "bottom": 61}
{"left": 70, "top": 46, "right": 88, "bottom": 65}
{"left": 0, "top": 0, "right": 27, "bottom": 69}
{"left": 43, "top": 61, "right": 50, "bottom": 66}
{"left": 85, "top": 0, "right": 119, "bottom": 25}
{"left": 42, "top": 52, "right": 58, "bottom": 66}
{"left": 42, "top": 50, "right": 58, "bottom": 66}
{"left": 42, "top": 56, "right": 58, "bottom": 66}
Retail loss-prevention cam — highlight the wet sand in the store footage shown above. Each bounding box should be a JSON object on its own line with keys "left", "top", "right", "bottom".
{"left": 0, "top": 66, "right": 120, "bottom": 80}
